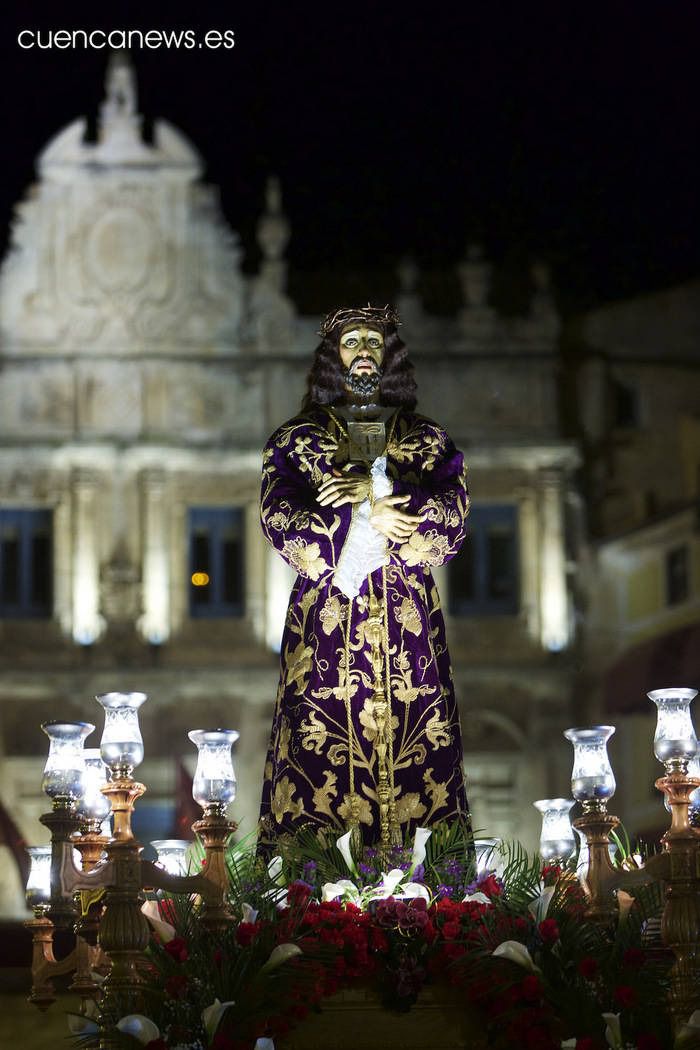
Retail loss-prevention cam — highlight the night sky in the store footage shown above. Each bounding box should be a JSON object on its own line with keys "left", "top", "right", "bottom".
{"left": 0, "top": 4, "right": 699, "bottom": 315}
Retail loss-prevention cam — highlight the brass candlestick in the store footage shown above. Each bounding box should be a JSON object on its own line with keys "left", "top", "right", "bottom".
{"left": 25, "top": 913, "right": 102, "bottom": 1012}
{"left": 643, "top": 769, "right": 700, "bottom": 1035}
{"left": 573, "top": 800, "right": 622, "bottom": 925}
{"left": 39, "top": 802, "right": 82, "bottom": 928}
{"left": 96, "top": 775, "right": 150, "bottom": 1020}
{"left": 29, "top": 769, "right": 237, "bottom": 1037}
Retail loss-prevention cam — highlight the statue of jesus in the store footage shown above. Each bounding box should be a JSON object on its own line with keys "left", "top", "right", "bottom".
{"left": 258, "top": 305, "right": 472, "bottom": 852}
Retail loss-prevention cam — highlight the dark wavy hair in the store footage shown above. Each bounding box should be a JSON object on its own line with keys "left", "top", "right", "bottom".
{"left": 301, "top": 324, "right": 417, "bottom": 411}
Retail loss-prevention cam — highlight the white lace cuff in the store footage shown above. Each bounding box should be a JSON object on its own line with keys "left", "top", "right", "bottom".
{"left": 333, "top": 457, "right": 391, "bottom": 599}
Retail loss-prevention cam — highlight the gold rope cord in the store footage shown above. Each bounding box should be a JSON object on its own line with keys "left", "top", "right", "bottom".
{"left": 382, "top": 563, "right": 400, "bottom": 843}
{"left": 343, "top": 595, "right": 361, "bottom": 844}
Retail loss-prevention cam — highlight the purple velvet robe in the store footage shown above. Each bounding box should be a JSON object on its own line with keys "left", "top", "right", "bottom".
{"left": 258, "top": 405, "right": 471, "bottom": 846}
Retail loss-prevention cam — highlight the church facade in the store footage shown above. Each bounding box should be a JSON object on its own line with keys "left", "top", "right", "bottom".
{"left": 0, "top": 55, "right": 630, "bottom": 915}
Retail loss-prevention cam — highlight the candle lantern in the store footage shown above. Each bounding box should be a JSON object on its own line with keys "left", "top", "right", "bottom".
{"left": 564, "top": 726, "right": 616, "bottom": 812}
{"left": 188, "top": 730, "right": 239, "bottom": 816}
{"left": 533, "top": 798, "right": 576, "bottom": 864}
{"left": 648, "top": 688, "right": 698, "bottom": 773}
{"left": 25, "top": 846, "right": 52, "bottom": 915}
{"left": 151, "top": 839, "right": 192, "bottom": 876}
{"left": 96, "top": 692, "right": 147, "bottom": 776}
{"left": 77, "top": 748, "right": 111, "bottom": 830}
{"left": 41, "top": 722, "right": 94, "bottom": 808}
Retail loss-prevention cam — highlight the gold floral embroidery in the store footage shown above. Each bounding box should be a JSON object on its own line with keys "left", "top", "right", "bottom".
{"left": 393, "top": 792, "right": 427, "bottom": 824}
{"left": 313, "top": 771, "right": 338, "bottom": 818}
{"left": 394, "top": 597, "right": 422, "bottom": 636}
{"left": 327, "top": 742, "right": 348, "bottom": 766}
{"left": 423, "top": 768, "right": 449, "bottom": 816}
{"left": 284, "top": 640, "right": 314, "bottom": 693}
{"left": 425, "top": 710, "right": 452, "bottom": 749}
{"left": 319, "top": 594, "right": 345, "bottom": 636}
{"left": 277, "top": 717, "right": 291, "bottom": 762}
{"left": 300, "top": 710, "right": 328, "bottom": 755}
{"left": 338, "top": 792, "right": 373, "bottom": 826}
{"left": 359, "top": 696, "right": 399, "bottom": 743}
{"left": 281, "top": 538, "right": 331, "bottom": 580}
{"left": 266, "top": 509, "right": 290, "bottom": 531}
{"left": 398, "top": 529, "right": 451, "bottom": 567}
{"left": 271, "top": 776, "right": 304, "bottom": 824}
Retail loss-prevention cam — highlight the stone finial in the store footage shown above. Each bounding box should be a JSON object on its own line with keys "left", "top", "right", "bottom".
{"left": 100, "top": 51, "right": 138, "bottom": 125}
{"left": 257, "top": 176, "right": 291, "bottom": 266}
{"left": 105, "top": 51, "right": 137, "bottom": 116}
{"left": 98, "top": 51, "right": 143, "bottom": 150}
{"left": 458, "top": 243, "right": 492, "bottom": 311}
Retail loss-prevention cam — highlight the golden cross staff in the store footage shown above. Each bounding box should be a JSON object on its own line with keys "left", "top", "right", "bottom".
{"left": 365, "top": 575, "right": 400, "bottom": 861}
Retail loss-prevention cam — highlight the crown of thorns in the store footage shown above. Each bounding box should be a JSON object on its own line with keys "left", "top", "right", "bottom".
{"left": 318, "top": 304, "right": 401, "bottom": 338}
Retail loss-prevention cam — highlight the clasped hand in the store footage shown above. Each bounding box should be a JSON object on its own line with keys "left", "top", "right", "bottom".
{"left": 316, "top": 474, "right": 423, "bottom": 545}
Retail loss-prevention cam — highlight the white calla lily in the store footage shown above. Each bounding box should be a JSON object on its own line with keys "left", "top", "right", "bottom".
{"left": 116, "top": 1014, "right": 161, "bottom": 1045}
{"left": 336, "top": 830, "right": 358, "bottom": 875}
{"left": 602, "top": 1012, "right": 623, "bottom": 1049}
{"left": 375, "top": 868, "right": 407, "bottom": 898}
{"left": 560, "top": 1040, "right": 577, "bottom": 1048}
{"left": 462, "top": 890, "right": 491, "bottom": 904}
{"left": 321, "top": 879, "right": 362, "bottom": 904}
{"left": 261, "top": 942, "right": 303, "bottom": 972}
{"left": 491, "top": 940, "right": 539, "bottom": 972}
{"left": 67, "top": 1013, "right": 99, "bottom": 1036}
{"left": 242, "top": 902, "right": 259, "bottom": 923}
{"left": 401, "top": 882, "right": 432, "bottom": 903}
{"left": 409, "top": 826, "right": 431, "bottom": 875}
{"left": 202, "top": 998, "right": 235, "bottom": 1040}
{"left": 679, "top": 1010, "right": 700, "bottom": 1040}
{"left": 254, "top": 1040, "right": 276, "bottom": 1050}
{"left": 267, "top": 855, "right": 284, "bottom": 882}
{"left": 261, "top": 886, "right": 288, "bottom": 907}
{"left": 141, "top": 899, "right": 176, "bottom": 943}
{"left": 528, "top": 885, "right": 555, "bottom": 923}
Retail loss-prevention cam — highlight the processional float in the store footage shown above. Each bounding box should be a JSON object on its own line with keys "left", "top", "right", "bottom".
{"left": 23, "top": 687, "right": 700, "bottom": 1042}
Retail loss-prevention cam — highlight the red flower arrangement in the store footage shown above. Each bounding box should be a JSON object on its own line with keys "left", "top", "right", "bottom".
{"left": 72, "top": 833, "right": 674, "bottom": 1050}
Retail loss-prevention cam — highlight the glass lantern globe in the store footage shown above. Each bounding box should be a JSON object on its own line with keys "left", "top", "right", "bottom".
{"left": 41, "top": 721, "right": 95, "bottom": 808}
{"left": 474, "top": 838, "right": 503, "bottom": 876}
{"left": 151, "top": 839, "right": 192, "bottom": 876}
{"left": 648, "top": 688, "right": 698, "bottom": 771}
{"left": 77, "top": 748, "right": 111, "bottom": 830}
{"left": 188, "top": 729, "right": 239, "bottom": 815}
{"left": 533, "top": 798, "right": 576, "bottom": 864}
{"left": 564, "top": 726, "right": 616, "bottom": 809}
{"left": 25, "top": 846, "right": 52, "bottom": 914}
{"left": 96, "top": 692, "right": 147, "bottom": 776}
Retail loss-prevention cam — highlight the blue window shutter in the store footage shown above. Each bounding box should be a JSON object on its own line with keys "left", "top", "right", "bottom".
{"left": 188, "top": 507, "right": 245, "bottom": 618}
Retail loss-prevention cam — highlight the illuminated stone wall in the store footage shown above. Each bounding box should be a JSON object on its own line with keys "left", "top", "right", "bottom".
{"left": 0, "top": 58, "right": 582, "bottom": 915}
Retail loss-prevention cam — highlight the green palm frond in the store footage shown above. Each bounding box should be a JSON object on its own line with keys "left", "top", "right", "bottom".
{"left": 498, "top": 840, "right": 543, "bottom": 909}
{"left": 277, "top": 823, "right": 354, "bottom": 884}
{"left": 424, "top": 819, "right": 476, "bottom": 877}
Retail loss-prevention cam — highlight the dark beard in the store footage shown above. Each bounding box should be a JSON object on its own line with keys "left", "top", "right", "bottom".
{"left": 341, "top": 365, "right": 382, "bottom": 400}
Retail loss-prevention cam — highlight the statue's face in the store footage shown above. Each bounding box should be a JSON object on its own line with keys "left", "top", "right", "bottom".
{"left": 338, "top": 325, "right": 385, "bottom": 370}
{"left": 338, "top": 325, "right": 385, "bottom": 401}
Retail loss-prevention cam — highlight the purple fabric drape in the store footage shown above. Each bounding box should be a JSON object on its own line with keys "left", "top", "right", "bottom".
{"left": 258, "top": 406, "right": 471, "bottom": 847}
